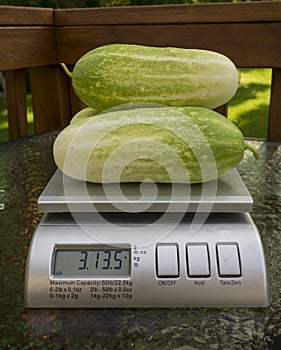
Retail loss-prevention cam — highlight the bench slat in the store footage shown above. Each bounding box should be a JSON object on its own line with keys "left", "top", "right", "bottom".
{"left": 268, "top": 68, "right": 281, "bottom": 141}
{"left": 0, "top": 27, "right": 57, "bottom": 71}
{"left": 5, "top": 70, "right": 28, "bottom": 139}
{"left": 29, "top": 66, "right": 70, "bottom": 133}
{"left": 56, "top": 23, "right": 281, "bottom": 68}
{"left": 55, "top": 2, "right": 281, "bottom": 26}
{"left": 0, "top": 6, "right": 53, "bottom": 26}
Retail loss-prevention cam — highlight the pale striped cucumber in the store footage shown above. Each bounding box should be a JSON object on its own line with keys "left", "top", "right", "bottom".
{"left": 70, "top": 106, "right": 97, "bottom": 125}
{"left": 53, "top": 106, "right": 258, "bottom": 184}
{"left": 62, "top": 44, "right": 238, "bottom": 112}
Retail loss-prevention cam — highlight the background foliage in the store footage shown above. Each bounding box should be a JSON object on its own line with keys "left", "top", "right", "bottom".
{"left": 0, "top": 0, "right": 272, "bottom": 8}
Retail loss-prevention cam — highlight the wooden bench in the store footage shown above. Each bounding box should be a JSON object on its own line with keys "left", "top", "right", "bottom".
{"left": 0, "top": 1, "right": 281, "bottom": 140}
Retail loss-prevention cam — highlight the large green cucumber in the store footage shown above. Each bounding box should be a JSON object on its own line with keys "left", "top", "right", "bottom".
{"left": 62, "top": 44, "right": 238, "bottom": 112}
{"left": 53, "top": 106, "right": 257, "bottom": 184}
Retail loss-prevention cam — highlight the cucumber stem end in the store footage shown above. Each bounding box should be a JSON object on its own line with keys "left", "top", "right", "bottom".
{"left": 60, "top": 63, "right": 73, "bottom": 78}
{"left": 245, "top": 143, "right": 259, "bottom": 160}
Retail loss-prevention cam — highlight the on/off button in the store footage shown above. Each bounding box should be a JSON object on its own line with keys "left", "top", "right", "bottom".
{"left": 156, "top": 244, "right": 179, "bottom": 278}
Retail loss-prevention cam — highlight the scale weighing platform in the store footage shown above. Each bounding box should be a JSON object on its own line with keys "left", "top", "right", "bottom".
{"left": 25, "top": 168, "right": 269, "bottom": 307}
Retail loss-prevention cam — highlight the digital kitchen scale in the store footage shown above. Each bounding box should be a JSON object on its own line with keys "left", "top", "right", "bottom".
{"left": 25, "top": 168, "right": 269, "bottom": 307}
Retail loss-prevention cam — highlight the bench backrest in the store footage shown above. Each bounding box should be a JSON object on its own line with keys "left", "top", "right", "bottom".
{"left": 1, "top": 1, "right": 281, "bottom": 140}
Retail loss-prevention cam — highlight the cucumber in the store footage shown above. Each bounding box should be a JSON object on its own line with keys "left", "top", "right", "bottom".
{"left": 62, "top": 44, "right": 238, "bottom": 112}
{"left": 70, "top": 107, "right": 97, "bottom": 125}
{"left": 53, "top": 106, "right": 258, "bottom": 184}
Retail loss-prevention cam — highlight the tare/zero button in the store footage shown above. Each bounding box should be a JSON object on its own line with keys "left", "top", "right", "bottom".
{"left": 156, "top": 244, "right": 179, "bottom": 278}
{"left": 216, "top": 243, "right": 241, "bottom": 277}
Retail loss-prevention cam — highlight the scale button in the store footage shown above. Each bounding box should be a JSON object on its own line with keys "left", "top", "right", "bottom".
{"left": 156, "top": 244, "right": 179, "bottom": 278}
{"left": 216, "top": 243, "right": 241, "bottom": 277}
{"left": 186, "top": 244, "right": 210, "bottom": 277}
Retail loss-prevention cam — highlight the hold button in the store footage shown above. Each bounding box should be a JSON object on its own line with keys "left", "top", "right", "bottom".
{"left": 156, "top": 244, "right": 179, "bottom": 278}
{"left": 186, "top": 244, "right": 210, "bottom": 278}
{"left": 216, "top": 243, "right": 241, "bottom": 277}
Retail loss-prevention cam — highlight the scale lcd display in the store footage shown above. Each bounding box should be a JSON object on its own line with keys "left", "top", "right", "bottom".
{"left": 53, "top": 248, "right": 131, "bottom": 278}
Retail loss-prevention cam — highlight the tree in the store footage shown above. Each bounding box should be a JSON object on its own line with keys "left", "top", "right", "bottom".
{"left": 0, "top": 0, "right": 265, "bottom": 8}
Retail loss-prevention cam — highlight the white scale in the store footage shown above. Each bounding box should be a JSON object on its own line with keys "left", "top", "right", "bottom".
{"left": 25, "top": 168, "right": 269, "bottom": 307}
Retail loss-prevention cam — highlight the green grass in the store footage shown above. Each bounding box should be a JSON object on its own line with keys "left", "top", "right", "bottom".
{"left": 228, "top": 68, "right": 271, "bottom": 139}
{"left": 0, "top": 68, "right": 272, "bottom": 142}
{"left": 0, "top": 94, "right": 34, "bottom": 142}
